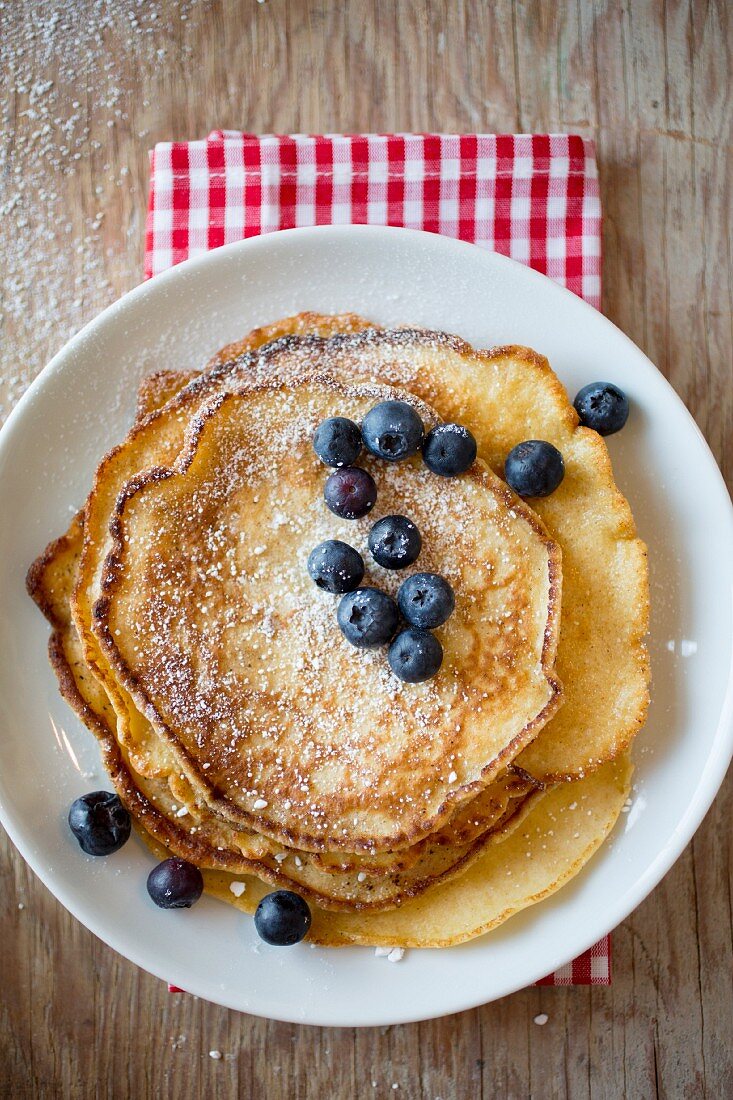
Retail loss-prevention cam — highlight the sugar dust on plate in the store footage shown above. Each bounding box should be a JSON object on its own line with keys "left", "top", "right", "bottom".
{"left": 374, "top": 946, "right": 405, "bottom": 962}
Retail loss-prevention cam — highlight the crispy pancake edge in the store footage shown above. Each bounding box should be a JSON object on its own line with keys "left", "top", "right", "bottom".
{"left": 139, "top": 754, "right": 633, "bottom": 946}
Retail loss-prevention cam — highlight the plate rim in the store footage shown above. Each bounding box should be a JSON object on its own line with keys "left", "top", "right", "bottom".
{"left": 1, "top": 224, "right": 732, "bottom": 1026}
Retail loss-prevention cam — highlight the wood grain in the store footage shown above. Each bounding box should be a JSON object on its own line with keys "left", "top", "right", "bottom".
{"left": 1, "top": 1, "right": 731, "bottom": 1097}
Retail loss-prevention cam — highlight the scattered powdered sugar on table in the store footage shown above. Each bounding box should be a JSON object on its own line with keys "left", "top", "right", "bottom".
{"left": 0, "top": 0, "right": 210, "bottom": 422}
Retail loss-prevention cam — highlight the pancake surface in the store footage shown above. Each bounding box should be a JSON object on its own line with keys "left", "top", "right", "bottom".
{"left": 201, "top": 328, "right": 649, "bottom": 782}
{"left": 93, "top": 377, "right": 562, "bottom": 853}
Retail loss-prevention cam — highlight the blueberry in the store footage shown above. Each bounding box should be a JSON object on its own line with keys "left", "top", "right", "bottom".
{"left": 337, "top": 587, "right": 399, "bottom": 648}
{"left": 147, "top": 857, "right": 204, "bottom": 909}
{"left": 397, "top": 573, "right": 455, "bottom": 630}
{"left": 504, "top": 440, "right": 565, "bottom": 498}
{"left": 361, "top": 400, "right": 424, "bottom": 462}
{"left": 313, "top": 416, "right": 363, "bottom": 467}
{"left": 574, "top": 382, "right": 629, "bottom": 436}
{"left": 254, "top": 889, "right": 312, "bottom": 946}
{"left": 307, "top": 539, "right": 365, "bottom": 593}
{"left": 422, "top": 423, "right": 477, "bottom": 476}
{"left": 368, "top": 515, "right": 422, "bottom": 570}
{"left": 388, "top": 628, "right": 443, "bottom": 683}
{"left": 324, "top": 466, "right": 377, "bottom": 519}
{"left": 68, "top": 791, "right": 131, "bottom": 856}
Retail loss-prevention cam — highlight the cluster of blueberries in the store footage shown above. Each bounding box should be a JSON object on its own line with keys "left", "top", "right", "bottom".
{"left": 67, "top": 791, "right": 311, "bottom": 943}
{"left": 63, "top": 381, "right": 629, "bottom": 942}
{"left": 306, "top": 379, "right": 630, "bottom": 679}
{"left": 309, "top": 398, "right": 478, "bottom": 683}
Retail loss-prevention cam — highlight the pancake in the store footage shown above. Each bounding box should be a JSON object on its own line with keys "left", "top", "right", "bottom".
{"left": 144, "top": 754, "right": 633, "bottom": 947}
{"left": 27, "top": 314, "right": 648, "bottom": 940}
{"left": 75, "top": 324, "right": 647, "bottom": 789}
{"left": 92, "top": 377, "right": 562, "bottom": 853}
{"left": 215, "top": 329, "right": 649, "bottom": 783}
{"left": 27, "top": 341, "right": 547, "bottom": 909}
{"left": 26, "top": 369, "right": 197, "bottom": 785}
{"left": 163, "top": 765, "right": 536, "bottom": 880}
{"left": 27, "top": 455, "right": 544, "bottom": 910}
{"left": 29, "top": 317, "right": 544, "bottom": 906}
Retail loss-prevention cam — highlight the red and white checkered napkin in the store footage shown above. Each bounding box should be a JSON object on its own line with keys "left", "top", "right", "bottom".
{"left": 146, "top": 131, "right": 608, "bottom": 989}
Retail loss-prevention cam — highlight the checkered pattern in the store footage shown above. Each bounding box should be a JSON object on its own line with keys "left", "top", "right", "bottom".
{"left": 147, "top": 131, "right": 609, "bottom": 989}
{"left": 536, "top": 938, "right": 611, "bottom": 986}
{"left": 145, "top": 131, "right": 601, "bottom": 307}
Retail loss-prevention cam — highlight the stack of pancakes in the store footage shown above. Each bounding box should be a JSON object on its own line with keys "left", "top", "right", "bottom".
{"left": 28, "top": 313, "right": 649, "bottom": 947}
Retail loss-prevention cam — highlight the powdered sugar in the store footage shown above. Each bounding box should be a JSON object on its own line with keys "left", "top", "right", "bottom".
{"left": 100, "top": 368, "right": 557, "bottom": 849}
{"left": 0, "top": 0, "right": 209, "bottom": 423}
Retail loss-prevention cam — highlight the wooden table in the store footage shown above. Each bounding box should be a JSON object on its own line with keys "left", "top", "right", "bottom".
{"left": 1, "top": 2, "right": 731, "bottom": 1096}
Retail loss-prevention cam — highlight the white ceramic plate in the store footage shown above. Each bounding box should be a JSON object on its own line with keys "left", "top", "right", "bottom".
{"left": 0, "top": 226, "right": 731, "bottom": 1027}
